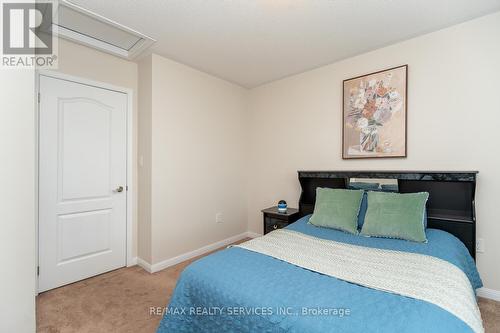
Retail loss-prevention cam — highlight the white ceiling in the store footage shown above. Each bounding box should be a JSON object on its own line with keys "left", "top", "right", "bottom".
{"left": 69, "top": 0, "right": 500, "bottom": 88}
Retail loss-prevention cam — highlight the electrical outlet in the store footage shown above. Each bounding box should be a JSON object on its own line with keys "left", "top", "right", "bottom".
{"left": 215, "top": 213, "right": 223, "bottom": 224}
{"left": 476, "top": 238, "right": 485, "bottom": 253}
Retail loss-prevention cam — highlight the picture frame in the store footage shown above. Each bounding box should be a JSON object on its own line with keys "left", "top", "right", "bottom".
{"left": 342, "top": 65, "right": 408, "bottom": 159}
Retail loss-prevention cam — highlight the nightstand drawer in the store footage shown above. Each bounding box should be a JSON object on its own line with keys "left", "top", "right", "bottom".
{"left": 262, "top": 206, "right": 300, "bottom": 235}
{"left": 264, "top": 217, "right": 289, "bottom": 233}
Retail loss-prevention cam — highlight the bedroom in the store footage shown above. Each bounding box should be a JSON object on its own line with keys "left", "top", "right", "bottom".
{"left": 1, "top": 0, "right": 500, "bottom": 332}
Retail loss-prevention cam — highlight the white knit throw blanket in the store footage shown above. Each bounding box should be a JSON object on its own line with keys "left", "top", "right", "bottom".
{"left": 234, "top": 229, "right": 483, "bottom": 333}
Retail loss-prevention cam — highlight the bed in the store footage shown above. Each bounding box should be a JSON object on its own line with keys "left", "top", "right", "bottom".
{"left": 157, "top": 171, "right": 482, "bottom": 333}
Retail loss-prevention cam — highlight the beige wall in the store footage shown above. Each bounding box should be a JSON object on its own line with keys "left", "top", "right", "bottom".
{"left": 53, "top": 39, "right": 139, "bottom": 258}
{"left": 138, "top": 54, "right": 248, "bottom": 265}
{"left": 247, "top": 12, "right": 500, "bottom": 291}
{"left": 137, "top": 56, "right": 153, "bottom": 263}
{"left": 0, "top": 71, "right": 36, "bottom": 332}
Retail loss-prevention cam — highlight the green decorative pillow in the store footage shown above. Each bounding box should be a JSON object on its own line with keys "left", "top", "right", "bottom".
{"left": 360, "top": 191, "right": 429, "bottom": 242}
{"left": 309, "top": 188, "right": 364, "bottom": 234}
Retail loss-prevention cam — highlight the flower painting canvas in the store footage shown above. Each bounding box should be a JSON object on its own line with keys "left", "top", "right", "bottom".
{"left": 343, "top": 65, "right": 407, "bottom": 159}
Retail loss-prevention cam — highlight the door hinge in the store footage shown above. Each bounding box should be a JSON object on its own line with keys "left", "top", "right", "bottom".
{"left": 37, "top": 92, "right": 40, "bottom": 104}
{"left": 37, "top": 266, "right": 40, "bottom": 276}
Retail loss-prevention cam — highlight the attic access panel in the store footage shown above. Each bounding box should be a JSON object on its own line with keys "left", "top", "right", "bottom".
{"left": 54, "top": 1, "right": 155, "bottom": 59}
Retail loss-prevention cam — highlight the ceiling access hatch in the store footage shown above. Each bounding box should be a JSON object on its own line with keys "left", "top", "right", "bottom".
{"left": 54, "top": 1, "right": 155, "bottom": 59}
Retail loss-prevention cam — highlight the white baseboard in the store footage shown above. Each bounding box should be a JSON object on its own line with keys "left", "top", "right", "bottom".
{"left": 478, "top": 287, "right": 500, "bottom": 302}
{"left": 127, "top": 256, "right": 138, "bottom": 267}
{"left": 137, "top": 257, "right": 153, "bottom": 273}
{"left": 245, "top": 231, "right": 262, "bottom": 238}
{"left": 137, "top": 231, "right": 253, "bottom": 274}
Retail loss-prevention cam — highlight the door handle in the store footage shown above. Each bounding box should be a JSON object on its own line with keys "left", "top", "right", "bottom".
{"left": 114, "top": 186, "right": 124, "bottom": 193}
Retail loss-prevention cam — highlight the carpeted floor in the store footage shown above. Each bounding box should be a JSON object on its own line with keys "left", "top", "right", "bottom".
{"left": 36, "top": 240, "right": 250, "bottom": 333}
{"left": 37, "top": 240, "right": 500, "bottom": 333}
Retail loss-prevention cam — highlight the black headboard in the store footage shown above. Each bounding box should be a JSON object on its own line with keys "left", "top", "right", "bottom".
{"left": 298, "top": 171, "right": 478, "bottom": 259}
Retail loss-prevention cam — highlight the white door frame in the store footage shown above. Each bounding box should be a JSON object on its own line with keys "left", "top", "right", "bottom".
{"left": 36, "top": 70, "right": 135, "bottom": 291}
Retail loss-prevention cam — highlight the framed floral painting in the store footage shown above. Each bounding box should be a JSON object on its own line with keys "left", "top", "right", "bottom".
{"left": 342, "top": 65, "right": 407, "bottom": 159}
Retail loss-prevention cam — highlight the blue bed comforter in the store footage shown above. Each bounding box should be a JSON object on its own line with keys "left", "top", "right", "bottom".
{"left": 157, "top": 215, "right": 482, "bottom": 333}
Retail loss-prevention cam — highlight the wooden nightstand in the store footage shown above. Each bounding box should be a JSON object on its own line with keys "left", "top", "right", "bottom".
{"left": 262, "top": 206, "right": 300, "bottom": 235}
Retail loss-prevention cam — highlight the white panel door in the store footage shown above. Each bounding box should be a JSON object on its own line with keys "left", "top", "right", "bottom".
{"left": 38, "top": 75, "right": 127, "bottom": 292}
